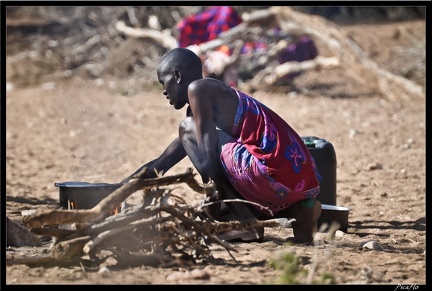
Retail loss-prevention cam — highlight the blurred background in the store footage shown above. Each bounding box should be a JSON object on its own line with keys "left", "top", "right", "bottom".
{"left": 5, "top": 6, "right": 425, "bottom": 94}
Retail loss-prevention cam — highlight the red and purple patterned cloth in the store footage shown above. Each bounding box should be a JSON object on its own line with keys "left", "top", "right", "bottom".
{"left": 177, "top": 6, "right": 242, "bottom": 48}
{"left": 220, "top": 88, "right": 322, "bottom": 216}
{"left": 184, "top": 86, "right": 322, "bottom": 215}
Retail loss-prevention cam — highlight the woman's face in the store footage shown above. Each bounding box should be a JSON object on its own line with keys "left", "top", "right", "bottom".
{"left": 157, "top": 66, "right": 188, "bottom": 110}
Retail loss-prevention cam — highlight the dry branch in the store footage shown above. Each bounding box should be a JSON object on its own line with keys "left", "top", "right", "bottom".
{"left": 71, "top": 34, "right": 101, "bottom": 55}
{"left": 115, "top": 21, "right": 178, "bottom": 49}
{"left": 6, "top": 255, "right": 69, "bottom": 267}
{"left": 51, "top": 236, "right": 91, "bottom": 259}
{"left": 249, "top": 56, "right": 340, "bottom": 89}
{"left": 83, "top": 228, "right": 123, "bottom": 254}
{"left": 30, "top": 226, "right": 75, "bottom": 238}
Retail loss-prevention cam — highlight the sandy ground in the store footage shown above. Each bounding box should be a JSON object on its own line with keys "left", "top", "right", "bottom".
{"left": 5, "top": 20, "right": 426, "bottom": 285}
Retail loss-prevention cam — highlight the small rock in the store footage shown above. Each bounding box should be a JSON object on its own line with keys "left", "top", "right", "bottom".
{"left": 6, "top": 217, "right": 43, "bottom": 247}
{"left": 98, "top": 267, "right": 110, "bottom": 273}
{"left": 366, "top": 162, "right": 383, "bottom": 170}
{"left": 362, "top": 240, "right": 383, "bottom": 251}
{"left": 335, "top": 230, "right": 346, "bottom": 237}
{"left": 349, "top": 128, "right": 360, "bottom": 139}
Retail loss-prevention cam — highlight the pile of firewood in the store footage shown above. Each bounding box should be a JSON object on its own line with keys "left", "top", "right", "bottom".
{"left": 9, "top": 168, "right": 288, "bottom": 269}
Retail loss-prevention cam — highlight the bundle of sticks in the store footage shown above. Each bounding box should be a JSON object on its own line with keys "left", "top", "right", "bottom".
{"left": 10, "top": 168, "right": 290, "bottom": 269}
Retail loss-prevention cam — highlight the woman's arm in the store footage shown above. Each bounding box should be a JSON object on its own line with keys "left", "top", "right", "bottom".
{"left": 120, "top": 137, "right": 187, "bottom": 183}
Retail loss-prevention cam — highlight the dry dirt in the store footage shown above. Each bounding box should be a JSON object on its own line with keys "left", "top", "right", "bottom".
{"left": 5, "top": 19, "right": 426, "bottom": 285}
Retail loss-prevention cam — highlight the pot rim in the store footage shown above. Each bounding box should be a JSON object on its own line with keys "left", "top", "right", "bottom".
{"left": 321, "top": 204, "right": 351, "bottom": 211}
{"left": 55, "top": 181, "right": 122, "bottom": 188}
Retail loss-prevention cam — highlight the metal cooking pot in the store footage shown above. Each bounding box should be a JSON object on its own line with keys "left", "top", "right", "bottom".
{"left": 55, "top": 181, "right": 123, "bottom": 211}
{"left": 318, "top": 204, "right": 350, "bottom": 233}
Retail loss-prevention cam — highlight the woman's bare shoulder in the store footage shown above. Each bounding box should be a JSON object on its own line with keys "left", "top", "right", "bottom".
{"left": 191, "top": 78, "right": 236, "bottom": 98}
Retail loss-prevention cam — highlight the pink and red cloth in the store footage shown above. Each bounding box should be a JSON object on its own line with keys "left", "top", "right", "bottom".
{"left": 219, "top": 88, "right": 322, "bottom": 216}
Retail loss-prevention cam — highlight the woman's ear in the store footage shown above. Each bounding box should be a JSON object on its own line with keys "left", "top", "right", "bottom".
{"left": 174, "top": 69, "right": 181, "bottom": 83}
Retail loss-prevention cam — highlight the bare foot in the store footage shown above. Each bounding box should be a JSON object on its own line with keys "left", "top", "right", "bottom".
{"left": 275, "top": 199, "right": 322, "bottom": 243}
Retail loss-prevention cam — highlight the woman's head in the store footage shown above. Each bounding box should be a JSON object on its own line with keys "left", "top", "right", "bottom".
{"left": 157, "top": 48, "right": 203, "bottom": 110}
{"left": 158, "top": 48, "right": 203, "bottom": 79}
